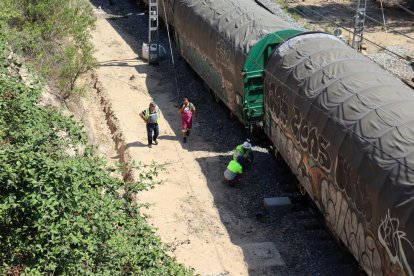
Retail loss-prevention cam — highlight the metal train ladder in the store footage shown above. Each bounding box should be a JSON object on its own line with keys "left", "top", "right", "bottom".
{"left": 148, "top": 0, "right": 159, "bottom": 65}
{"left": 351, "top": 0, "right": 368, "bottom": 51}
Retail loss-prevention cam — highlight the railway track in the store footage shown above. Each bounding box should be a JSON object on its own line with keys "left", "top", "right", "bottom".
{"left": 94, "top": 0, "right": 414, "bottom": 274}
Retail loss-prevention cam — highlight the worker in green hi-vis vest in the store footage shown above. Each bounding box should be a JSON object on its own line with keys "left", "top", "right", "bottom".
{"left": 223, "top": 156, "right": 243, "bottom": 186}
{"left": 232, "top": 139, "right": 254, "bottom": 167}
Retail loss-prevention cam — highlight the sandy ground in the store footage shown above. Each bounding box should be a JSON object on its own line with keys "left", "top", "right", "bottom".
{"left": 90, "top": 5, "right": 249, "bottom": 275}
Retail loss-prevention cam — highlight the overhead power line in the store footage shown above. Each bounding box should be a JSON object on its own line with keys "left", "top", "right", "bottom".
{"left": 284, "top": 0, "right": 413, "bottom": 64}
{"left": 344, "top": 2, "right": 414, "bottom": 43}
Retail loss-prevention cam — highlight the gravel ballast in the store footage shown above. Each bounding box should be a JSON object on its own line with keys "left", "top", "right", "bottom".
{"left": 90, "top": 0, "right": 364, "bottom": 274}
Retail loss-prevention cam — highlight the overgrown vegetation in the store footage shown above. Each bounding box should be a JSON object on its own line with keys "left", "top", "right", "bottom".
{"left": 0, "top": 1, "right": 193, "bottom": 275}
{"left": 0, "top": 0, "right": 97, "bottom": 99}
{"left": 0, "top": 32, "right": 192, "bottom": 276}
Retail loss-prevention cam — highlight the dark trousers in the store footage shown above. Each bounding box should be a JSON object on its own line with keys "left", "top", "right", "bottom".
{"left": 146, "top": 123, "right": 159, "bottom": 145}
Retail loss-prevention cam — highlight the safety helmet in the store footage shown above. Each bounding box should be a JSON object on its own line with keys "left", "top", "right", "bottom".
{"left": 242, "top": 141, "right": 252, "bottom": 150}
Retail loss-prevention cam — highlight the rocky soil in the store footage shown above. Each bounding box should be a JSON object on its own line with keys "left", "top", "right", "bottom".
{"left": 281, "top": 0, "right": 414, "bottom": 81}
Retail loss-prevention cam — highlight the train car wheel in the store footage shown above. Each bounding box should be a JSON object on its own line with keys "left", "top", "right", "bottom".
{"left": 214, "top": 92, "right": 220, "bottom": 103}
{"left": 268, "top": 145, "right": 277, "bottom": 156}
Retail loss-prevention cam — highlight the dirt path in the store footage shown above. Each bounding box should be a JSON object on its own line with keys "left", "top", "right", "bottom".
{"left": 91, "top": 4, "right": 249, "bottom": 275}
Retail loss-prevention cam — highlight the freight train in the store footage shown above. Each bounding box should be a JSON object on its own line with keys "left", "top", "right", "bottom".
{"left": 139, "top": 0, "right": 414, "bottom": 274}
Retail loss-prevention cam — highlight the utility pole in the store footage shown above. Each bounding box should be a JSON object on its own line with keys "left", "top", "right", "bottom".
{"left": 148, "top": 0, "right": 159, "bottom": 65}
{"left": 352, "top": 0, "right": 368, "bottom": 51}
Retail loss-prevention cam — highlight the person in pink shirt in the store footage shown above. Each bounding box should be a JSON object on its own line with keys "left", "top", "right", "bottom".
{"left": 178, "top": 98, "right": 196, "bottom": 143}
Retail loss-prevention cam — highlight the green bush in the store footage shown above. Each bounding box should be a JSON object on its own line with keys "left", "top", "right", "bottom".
{"left": 0, "top": 34, "right": 193, "bottom": 274}
{"left": 0, "top": 0, "right": 97, "bottom": 99}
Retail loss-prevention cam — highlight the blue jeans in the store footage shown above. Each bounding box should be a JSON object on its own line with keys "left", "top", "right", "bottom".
{"left": 146, "top": 123, "right": 159, "bottom": 145}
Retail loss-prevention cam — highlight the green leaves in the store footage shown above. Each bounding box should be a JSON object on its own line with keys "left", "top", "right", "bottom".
{"left": 0, "top": 31, "right": 193, "bottom": 275}
{"left": 0, "top": 0, "right": 97, "bottom": 99}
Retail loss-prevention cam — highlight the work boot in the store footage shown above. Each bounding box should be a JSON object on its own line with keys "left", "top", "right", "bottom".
{"left": 183, "top": 136, "right": 187, "bottom": 143}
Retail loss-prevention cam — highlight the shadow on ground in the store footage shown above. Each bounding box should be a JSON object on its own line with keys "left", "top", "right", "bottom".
{"left": 89, "top": 0, "right": 363, "bottom": 274}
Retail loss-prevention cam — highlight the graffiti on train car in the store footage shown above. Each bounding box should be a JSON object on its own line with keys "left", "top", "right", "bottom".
{"left": 335, "top": 156, "right": 372, "bottom": 221}
{"left": 290, "top": 107, "right": 331, "bottom": 172}
{"left": 266, "top": 83, "right": 288, "bottom": 127}
{"left": 322, "top": 178, "right": 414, "bottom": 275}
{"left": 179, "top": 36, "right": 238, "bottom": 113}
{"left": 320, "top": 177, "right": 382, "bottom": 275}
{"left": 266, "top": 81, "right": 331, "bottom": 172}
{"left": 216, "top": 38, "right": 235, "bottom": 76}
{"left": 265, "top": 80, "right": 414, "bottom": 275}
{"left": 269, "top": 120, "right": 387, "bottom": 275}
{"left": 179, "top": 37, "right": 223, "bottom": 97}
{"left": 378, "top": 210, "right": 414, "bottom": 275}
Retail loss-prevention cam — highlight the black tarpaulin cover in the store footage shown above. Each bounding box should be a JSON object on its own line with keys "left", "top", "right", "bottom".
{"left": 264, "top": 33, "right": 414, "bottom": 274}
{"left": 174, "top": 0, "right": 294, "bottom": 109}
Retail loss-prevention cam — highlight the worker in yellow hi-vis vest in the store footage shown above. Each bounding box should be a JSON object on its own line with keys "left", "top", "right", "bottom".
{"left": 139, "top": 102, "right": 160, "bottom": 148}
{"left": 224, "top": 156, "right": 243, "bottom": 186}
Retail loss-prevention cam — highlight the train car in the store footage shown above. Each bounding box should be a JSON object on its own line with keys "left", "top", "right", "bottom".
{"left": 138, "top": 0, "right": 414, "bottom": 274}
{"left": 173, "top": 0, "right": 302, "bottom": 125}
{"left": 263, "top": 32, "right": 414, "bottom": 275}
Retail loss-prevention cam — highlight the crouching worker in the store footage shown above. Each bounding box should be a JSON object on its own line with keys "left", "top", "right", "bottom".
{"left": 233, "top": 140, "right": 254, "bottom": 167}
{"left": 224, "top": 156, "right": 243, "bottom": 186}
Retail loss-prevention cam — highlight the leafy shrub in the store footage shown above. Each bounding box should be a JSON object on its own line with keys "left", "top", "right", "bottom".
{"left": 0, "top": 0, "right": 97, "bottom": 99}
{"left": 0, "top": 34, "right": 193, "bottom": 275}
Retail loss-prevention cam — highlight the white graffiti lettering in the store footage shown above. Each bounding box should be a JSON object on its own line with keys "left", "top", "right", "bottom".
{"left": 378, "top": 210, "right": 414, "bottom": 276}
